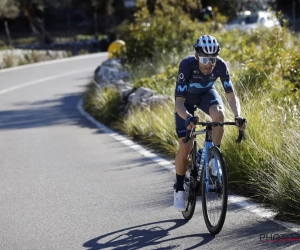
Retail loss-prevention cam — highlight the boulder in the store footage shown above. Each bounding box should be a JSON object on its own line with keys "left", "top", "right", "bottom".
{"left": 94, "top": 58, "right": 172, "bottom": 116}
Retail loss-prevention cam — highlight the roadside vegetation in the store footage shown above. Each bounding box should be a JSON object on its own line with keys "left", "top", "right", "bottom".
{"left": 83, "top": 0, "right": 300, "bottom": 223}
{"left": 0, "top": 49, "right": 71, "bottom": 69}
{"left": 0, "top": 33, "right": 105, "bottom": 69}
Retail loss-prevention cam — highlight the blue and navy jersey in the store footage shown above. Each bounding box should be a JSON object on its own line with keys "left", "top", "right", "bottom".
{"left": 175, "top": 55, "right": 234, "bottom": 105}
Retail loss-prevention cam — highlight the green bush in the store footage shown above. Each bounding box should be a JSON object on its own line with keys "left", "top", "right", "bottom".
{"left": 116, "top": 0, "right": 226, "bottom": 63}
{"left": 225, "top": 27, "right": 300, "bottom": 99}
{"left": 132, "top": 64, "right": 177, "bottom": 96}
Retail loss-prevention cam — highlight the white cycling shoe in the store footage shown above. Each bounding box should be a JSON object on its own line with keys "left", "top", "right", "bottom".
{"left": 209, "top": 158, "right": 222, "bottom": 176}
{"left": 174, "top": 190, "right": 185, "bottom": 211}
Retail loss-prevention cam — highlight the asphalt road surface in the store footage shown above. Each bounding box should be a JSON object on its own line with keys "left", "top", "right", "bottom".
{"left": 0, "top": 53, "right": 299, "bottom": 250}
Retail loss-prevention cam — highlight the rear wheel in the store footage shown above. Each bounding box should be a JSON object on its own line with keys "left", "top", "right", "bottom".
{"left": 182, "top": 171, "right": 197, "bottom": 220}
{"left": 202, "top": 146, "right": 228, "bottom": 235}
{"left": 182, "top": 144, "right": 197, "bottom": 220}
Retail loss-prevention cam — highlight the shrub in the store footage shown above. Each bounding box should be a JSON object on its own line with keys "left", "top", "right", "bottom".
{"left": 132, "top": 64, "right": 177, "bottom": 96}
{"left": 116, "top": 0, "right": 226, "bottom": 63}
{"left": 83, "top": 82, "right": 121, "bottom": 125}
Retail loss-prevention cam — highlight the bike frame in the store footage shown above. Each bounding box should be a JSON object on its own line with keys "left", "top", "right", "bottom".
{"left": 182, "top": 121, "right": 244, "bottom": 233}
{"left": 192, "top": 125, "right": 220, "bottom": 192}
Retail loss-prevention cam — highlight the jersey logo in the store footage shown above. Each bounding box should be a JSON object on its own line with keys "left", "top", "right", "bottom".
{"left": 223, "top": 81, "right": 232, "bottom": 88}
{"left": 177, "top": 85, "right": 187, "bottom": 92}
{"left": 178, "top": 73, "right": 185, "bottom": 81}
{"left": 190, "top": 82, "right": 215, "bottom": 88}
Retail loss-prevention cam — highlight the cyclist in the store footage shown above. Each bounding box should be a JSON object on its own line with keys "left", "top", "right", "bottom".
{"left": 174, "top": 35, "right": 247, "bottom": 211}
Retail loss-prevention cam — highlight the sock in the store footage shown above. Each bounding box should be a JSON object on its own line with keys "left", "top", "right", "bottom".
{"left": 176, "top": 174, "right": 185, "bottom": 192}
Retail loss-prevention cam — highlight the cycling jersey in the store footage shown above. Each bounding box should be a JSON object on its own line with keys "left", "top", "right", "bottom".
{"left": 175, "top": 55, "right": 234, "bottom": 107}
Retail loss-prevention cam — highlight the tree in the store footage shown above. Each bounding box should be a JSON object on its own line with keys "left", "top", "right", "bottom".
{"left": 1, "top": 0, "right": 73, "bottom": 45}
{"left": 0, "top": 0, "right": 19, "bottom": 46}
{"left": 18, "top": 0, "right": 56, "bottom": 45}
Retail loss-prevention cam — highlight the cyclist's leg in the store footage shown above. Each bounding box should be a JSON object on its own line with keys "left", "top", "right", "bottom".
{"left": 174, "top": 105, "right": 194, "bottom": 191}
{"left": 198, "top": 88, "right": 225, "bottom": 146}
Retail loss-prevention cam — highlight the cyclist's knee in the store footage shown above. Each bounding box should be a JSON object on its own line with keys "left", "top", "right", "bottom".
{"left": 178, "top": 139, "right": 193, "bottom": 157}
{"left": 209, "top": 105, "right": 225, "bottom": 121}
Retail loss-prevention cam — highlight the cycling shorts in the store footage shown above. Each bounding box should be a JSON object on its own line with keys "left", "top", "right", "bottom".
{"left": 175, "top": 88, "right": 224, "bottom": 138}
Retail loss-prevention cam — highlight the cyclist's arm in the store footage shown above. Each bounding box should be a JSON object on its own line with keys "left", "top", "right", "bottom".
{"left": 226, "top": 92, "right": 241, "bottom": 117}
{"left": 175, "top": 58, "right": 191, "bottom": 120}
{"left": 218, "top": 59, "right": 241, "bottom": 117}
{"left": 175, "top": 97, "right": 191, "bottom": 120}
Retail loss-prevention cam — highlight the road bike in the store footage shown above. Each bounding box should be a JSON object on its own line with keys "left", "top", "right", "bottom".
{"left": 179, "top": 121, "right": 245, "bottom": 235}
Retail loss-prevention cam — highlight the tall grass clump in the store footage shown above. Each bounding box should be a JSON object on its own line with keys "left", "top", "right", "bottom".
{"left": 221, "top": 86, "right": 300, "bottom": 223}
{"left": 117, "top": 101, "right": 178, "bottom": 157}
{"left": 83, "top": 82, "right": 121, "bottom": 125}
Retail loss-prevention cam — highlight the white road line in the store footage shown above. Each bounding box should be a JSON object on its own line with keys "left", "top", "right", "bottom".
{"left": 0, "top": 68, "right": 94, "bottom": 95}
{"left": 77, "top": 99, "right": 176, "bottom": 172}
{"left": 77, "top": 98, "right": 300, "bottom": 233}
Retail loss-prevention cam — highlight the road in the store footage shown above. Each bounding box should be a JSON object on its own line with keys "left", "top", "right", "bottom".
{"left": 0, "top": 53, "right": 299, "bottom": 250}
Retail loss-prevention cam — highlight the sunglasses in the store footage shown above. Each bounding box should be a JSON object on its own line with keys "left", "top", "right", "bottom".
{"left": 198, "top": 57, "right": 218, "bottom": 65}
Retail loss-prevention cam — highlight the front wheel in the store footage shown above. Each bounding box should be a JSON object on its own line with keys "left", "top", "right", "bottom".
{"left": 202, "top": 146, "right": 228, "bottom": 235}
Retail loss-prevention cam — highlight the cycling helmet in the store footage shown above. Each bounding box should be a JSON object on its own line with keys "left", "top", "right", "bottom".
{"left": 194, "top": 35, "right": 220, "bottom": 56}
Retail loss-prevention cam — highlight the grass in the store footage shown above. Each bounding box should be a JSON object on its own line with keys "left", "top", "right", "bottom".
{"left": 54, "top": 34, "right": 108, "bottom": 43}
{"left": 0, "top": 49, "right": 70, "bottom": 69}
{"left": 117, "top": 101, "right": 178, "bottom": 157}
{"left": 217, "top": 87, "right": 300, "bottom": 223}
{"left": 0, "top": 33, "right": 106, "bottom": 69}
{"left": 83, "top": 82, "right": 121, "bottom": 126}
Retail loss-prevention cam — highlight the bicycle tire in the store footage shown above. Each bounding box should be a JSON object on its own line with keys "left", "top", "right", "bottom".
{"left": 201, "top": 146, "right": 228, "bottom": 235}
{"left": 182, "top": 142, "right": 197, "bottom": 220}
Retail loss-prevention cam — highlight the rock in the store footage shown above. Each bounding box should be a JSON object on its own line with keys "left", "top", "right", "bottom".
{"left": 102, "top": 58, "right": 123, "bottom": 69}
{"left": 94, "top": 64, "right": 129, "bottom": 83}
{"left": 94, "top": 58, "right": 171, "bottom": 116}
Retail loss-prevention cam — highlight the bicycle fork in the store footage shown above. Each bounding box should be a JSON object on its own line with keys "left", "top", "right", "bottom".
{"left": 203, "top": 142, "right": 222, "bottom": 192}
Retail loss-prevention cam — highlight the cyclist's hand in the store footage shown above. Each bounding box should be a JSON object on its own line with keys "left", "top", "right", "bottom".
{"left": 235, "top": 116, "right": 247, "bottom": 131}
{"left": 185, "top": 115, "right": 199, "bottom": 130}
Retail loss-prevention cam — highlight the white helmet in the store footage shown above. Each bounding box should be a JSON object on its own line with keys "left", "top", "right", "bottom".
{"left": 194, "top": 35, "right": 220, "bottom": 56}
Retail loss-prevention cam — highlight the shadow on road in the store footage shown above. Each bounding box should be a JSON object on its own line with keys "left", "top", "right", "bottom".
{"left": 82, "top": 219, "right": 214, "bottom": 250}
{"left": 0, "top": 93, "right": 105, "bottom": 131}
